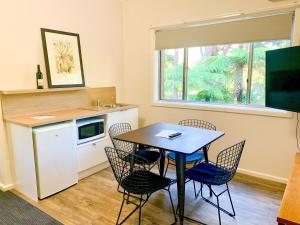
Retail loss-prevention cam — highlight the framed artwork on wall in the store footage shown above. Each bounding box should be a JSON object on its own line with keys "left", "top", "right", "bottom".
{"left": 41, "top": 28, "right": 85, "bottom": 88}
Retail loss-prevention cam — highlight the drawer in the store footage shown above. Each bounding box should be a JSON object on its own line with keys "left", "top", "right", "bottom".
{"left": 77, "top": 138, "right": 110, "bottom": 172}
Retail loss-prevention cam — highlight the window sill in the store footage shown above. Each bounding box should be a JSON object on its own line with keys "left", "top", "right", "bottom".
{"left": 152, "top": 100, "right": 294, "bottom": 118}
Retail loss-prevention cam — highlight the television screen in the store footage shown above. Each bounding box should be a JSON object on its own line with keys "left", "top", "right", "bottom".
{"left": 266, "top": 46, "right": 300, "bottom": 112}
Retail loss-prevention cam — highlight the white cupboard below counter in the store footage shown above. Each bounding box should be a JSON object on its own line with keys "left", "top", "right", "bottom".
{"left": 76, "top": 107, "right": 138, "bottom": 179}
{"left": 6, "top": 107, "right": 139, "bottom": 201}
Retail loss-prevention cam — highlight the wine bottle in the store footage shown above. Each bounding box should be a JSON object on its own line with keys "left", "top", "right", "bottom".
{"left": 36, "top": 65, "right": 43, "bottom": 89}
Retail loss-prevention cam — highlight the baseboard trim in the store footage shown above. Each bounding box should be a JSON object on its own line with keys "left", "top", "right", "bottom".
{"left": 0, "top": 182, "right": 14, "bottom": 191}
{"left": 237, "top": 168, "right": 288, "bottom": 184}
{"left": 1, "top": 167, "right": 286, "bottom": 191}
{"left": 78, "top": 161, "right": 110, "bottom": 180}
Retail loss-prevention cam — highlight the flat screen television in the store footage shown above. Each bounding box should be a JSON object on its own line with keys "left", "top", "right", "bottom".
{"left": 266, "top": 45, "right": 300, "bottom": 112}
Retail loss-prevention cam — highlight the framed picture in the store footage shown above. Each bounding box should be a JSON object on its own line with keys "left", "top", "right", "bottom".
{"left": 41, "top": 28, "right": 85, "bottom": 88}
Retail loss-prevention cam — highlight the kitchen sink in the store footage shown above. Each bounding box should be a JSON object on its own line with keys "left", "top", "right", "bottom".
{"left": 102, "top": 103, "right": 128, "bottom": 108}
{"left": 83, "top": 103, "right": 128, "bottom": 111}
{"left": 31, "top": 115, "right": 56, "bottom": 120}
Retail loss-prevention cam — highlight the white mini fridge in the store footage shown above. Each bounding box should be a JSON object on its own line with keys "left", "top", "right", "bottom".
{"left": 33, "top": 122, "right": 78, "bottom": 199}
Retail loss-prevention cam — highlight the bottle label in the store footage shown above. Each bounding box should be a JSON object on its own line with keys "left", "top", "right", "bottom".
{"left": 38, "top": 79, "right": 43, "bottom": 87}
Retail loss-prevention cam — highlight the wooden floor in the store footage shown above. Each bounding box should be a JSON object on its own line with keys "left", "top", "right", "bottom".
{"left": 17, "top": 167, "right": 286, "bottom": 225}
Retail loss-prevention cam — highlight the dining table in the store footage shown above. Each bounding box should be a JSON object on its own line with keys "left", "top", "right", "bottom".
{"left": 115, "top": 122, "right": 225, "bottom": 225}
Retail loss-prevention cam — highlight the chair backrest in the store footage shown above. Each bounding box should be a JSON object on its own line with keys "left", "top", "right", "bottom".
{"left": 108, "top": 123, "right": 136, "bottom": 153}
{"left": 105, "top": 146, "right": 128, "bottom": 183}
{"left": 179, "top": 119, "right": 216, "bottom": 131}
{"left": 216, "top": 140, "right": 246, "bottom": 182}
{"left": 179, "top": 119, "right": 216, "bottom": 151}
{"left": 105, "top": 146, "right": 150, "bottom": 193}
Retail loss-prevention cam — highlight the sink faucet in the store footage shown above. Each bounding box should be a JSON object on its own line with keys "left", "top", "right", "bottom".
{"left": 97, "top": 98, "right": 102, "bottom": 107}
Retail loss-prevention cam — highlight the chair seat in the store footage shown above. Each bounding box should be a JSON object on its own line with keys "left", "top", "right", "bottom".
{"left": 167, "top": 151, "right": 204, "bottom": 163}
{"left": 121, "top": 170, "right": 171, "bottom": 194}
{"left": 123, "top": 150, "right": 160, "bottom": 164}
{"left": 185, "top": 162, "right": 230, "bottom": 186}
{"left": 137, "top": 149, "right": 160, "bottom": 163}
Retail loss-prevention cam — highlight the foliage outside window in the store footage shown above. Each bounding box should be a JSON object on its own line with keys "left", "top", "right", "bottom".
{"left": 160, "top": 40, "right": 290, "bottom": 105}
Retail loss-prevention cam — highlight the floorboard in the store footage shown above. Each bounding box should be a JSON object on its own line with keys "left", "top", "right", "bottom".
{"left": 14, "top": 167, "right": 285, "bottom": 225}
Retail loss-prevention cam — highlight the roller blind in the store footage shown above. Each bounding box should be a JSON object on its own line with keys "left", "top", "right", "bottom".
{"left": 155, "top": 13, "right": 294, "bottom": 49}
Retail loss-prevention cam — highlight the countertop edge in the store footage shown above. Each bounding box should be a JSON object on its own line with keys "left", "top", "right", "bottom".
{"left": 4, "top": 104, "right": 139, "bottom": 128}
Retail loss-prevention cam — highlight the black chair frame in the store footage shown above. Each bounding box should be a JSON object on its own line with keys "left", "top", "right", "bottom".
{"left": 184, "top": 140, "right": 246, "bottom": 225}
{"left": 108, "top": 123, "right": 161, "bottom": 193}
{"left": 105, "top": 147, "right": 177, "bottom": 225}
{"left": 108, "top": 123, "right": 160, "bottom": 170}
{"left": 181, "top": 182, "right": 235, "bottom": 225}
{"left": 117, "top": 186, "right": 176, "bottom": 225}
{"left": 164, "top": 119, "right": 216, "bottom": 198}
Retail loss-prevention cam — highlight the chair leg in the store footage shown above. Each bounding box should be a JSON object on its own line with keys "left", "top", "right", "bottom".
{"left": 193, "top": 180, "right": 198, "bottom": 198}
{"left": 183, "top": 184, "right": 235, "bottom": 225}
{"left": 200, "top": 183, "right": 203, "bottom": 197}
{"left": 117, "top": 193, "right": 143, "bottom": 225}
{"left": 138, "top": 195, "right": 143, "bottom": 225}
{"left": 226, "top": 183, "right": 236, "bottom": 216}
{"left": 216, "top": 196, "right": 222, "bottom": 225}
{"left": 167, "top": 188, "right": 177, "bottom": 224}
{"left": 200, "top": 184, "right": 235, "bottom": 218}
{"left": 208, "top": 184, "right": 213, "bottom": 197}
{"left": 191, "top": 180, "right": 203, "bottom": 199}
{"left": 116, "top": 198, "right": 125, "bottom": 225}
{"left": 164, "top": 158, "right": 169, "bottom": 177}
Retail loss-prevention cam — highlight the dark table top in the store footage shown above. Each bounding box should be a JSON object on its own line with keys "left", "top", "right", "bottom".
{"left": 115, "top": 122, "right": 225, "bottom": 155}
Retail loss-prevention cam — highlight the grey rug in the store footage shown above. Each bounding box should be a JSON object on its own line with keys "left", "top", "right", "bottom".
{"left": 0, "top": 191, "right": 63, "bottom": 225}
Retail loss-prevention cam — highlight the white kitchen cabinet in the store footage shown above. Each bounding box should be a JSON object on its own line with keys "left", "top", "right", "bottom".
{"left": 6, "top": 106, "right": 139, "bottom": 200}
{"left": 6, "top": 123, "right": 38, "bottom": 200}
{"left": 77, "top": 137, "right": 109, "bottom": 172}
{"left": 105, "top": 107, "right": 138, "bottom": 152}
{"left": 77, "top": 107, "right": 138, "bottom": 178}
{"left": 107, "top": 107, "right": 138, "bottom": 130}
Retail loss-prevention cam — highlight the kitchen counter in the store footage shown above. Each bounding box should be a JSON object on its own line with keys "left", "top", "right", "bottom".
{"left": 5, "top": 104, "right": 138, "bottom": 127}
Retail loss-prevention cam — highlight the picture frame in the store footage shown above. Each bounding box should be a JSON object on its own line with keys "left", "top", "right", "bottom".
{"left": 41, "top": 28, "right": 85, "bottom": 88}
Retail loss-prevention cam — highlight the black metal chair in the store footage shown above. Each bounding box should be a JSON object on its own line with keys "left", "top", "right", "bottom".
{"left": 105, "top": 147, "right": 177, "bottom": 225}
{"left": 108, "top": 123, "right": 160, "bottom": 169}
{"left": 184, "top": 140, "right": 246, "bottom": 225}
{"left": 164, "top": 119, "right": 216, "bottom": 197}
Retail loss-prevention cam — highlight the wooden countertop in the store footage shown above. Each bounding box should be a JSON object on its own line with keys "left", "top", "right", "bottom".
{"left": 5, "top": 104, "right": 138, "bottom": 127}
{"left": 277, "top": 152, "right": 300, "bottom": 225}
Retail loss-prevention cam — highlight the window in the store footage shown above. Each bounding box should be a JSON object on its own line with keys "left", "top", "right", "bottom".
{"left": 159, "top": 40, "right": 290, "bottom": 105}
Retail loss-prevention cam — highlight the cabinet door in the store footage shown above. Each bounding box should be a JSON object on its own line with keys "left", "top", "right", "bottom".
{"left": 77, "top": 138, "right": 110, "bottom": 172}
{"left": 107, "top": 111, "right": 121, "bottom": 129}
{"left": 77, "top": 108, "right": 138, "bottom": 173}
{"left": 107, "top": 108, "right": 138, "bottom": 130}
{"left": 120, "top": 108, "right": 138, "bottom": 129}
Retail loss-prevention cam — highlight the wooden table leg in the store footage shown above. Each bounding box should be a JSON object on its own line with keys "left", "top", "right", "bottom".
{"left": 159, "top": 149, "right": 165, "bottom": 177}
{"left": 175, "top": 152, "right": 186, "bottom": 225}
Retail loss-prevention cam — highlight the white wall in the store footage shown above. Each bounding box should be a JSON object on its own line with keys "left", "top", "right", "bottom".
{"left": 0, "top": 0, "right": 123, "bottom": 189}
{"left": 122, "top": 0, "right": 300, "bottom": 182}
{"left": 0, "top": 0, "right": 123, "bottom": 97}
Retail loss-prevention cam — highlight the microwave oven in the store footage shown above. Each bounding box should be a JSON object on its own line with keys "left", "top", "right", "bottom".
{"left": 76, "top": 117, "right": 105, "bottom": 145}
